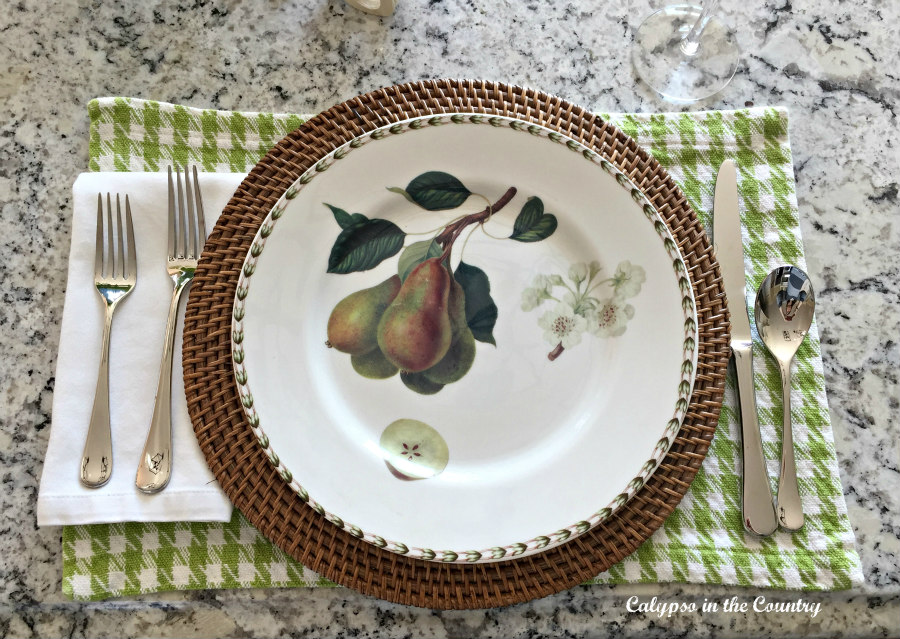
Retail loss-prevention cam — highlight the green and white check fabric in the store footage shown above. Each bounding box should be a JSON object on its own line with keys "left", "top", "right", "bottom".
{"left": 62, "top": 97, "right": 863, "bottom": 600}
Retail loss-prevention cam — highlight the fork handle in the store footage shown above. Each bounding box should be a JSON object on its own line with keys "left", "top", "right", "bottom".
{"left": 136, "top": 279, "right": 189, "bottom": 493}
{"left": 81, "top": 304, "right": 116, "bottom": 488}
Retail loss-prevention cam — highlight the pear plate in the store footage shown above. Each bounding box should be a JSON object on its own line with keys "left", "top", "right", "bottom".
{"left": 232, "top": 114, "right": 698, "bottom": 563}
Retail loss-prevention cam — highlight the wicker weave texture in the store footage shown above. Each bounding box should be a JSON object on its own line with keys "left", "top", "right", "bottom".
{"left": 182, "top": 79, "right": 730, "bottom": 609}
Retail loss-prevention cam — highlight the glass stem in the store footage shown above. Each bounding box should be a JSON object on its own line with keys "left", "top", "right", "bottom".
{"left": 680, "top": 0, "right": 720, "bottom": 56}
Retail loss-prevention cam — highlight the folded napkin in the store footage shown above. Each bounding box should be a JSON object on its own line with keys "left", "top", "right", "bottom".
{"left": 59, "top": 97, "right": 863, "bottom": 599}
{"left": 38, "top": 172, "right": 246, "bottom": 526}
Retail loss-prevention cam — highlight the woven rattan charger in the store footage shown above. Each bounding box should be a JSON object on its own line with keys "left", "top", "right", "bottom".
{"left": 182, "top": 79, "right": 730, "bottom": 609}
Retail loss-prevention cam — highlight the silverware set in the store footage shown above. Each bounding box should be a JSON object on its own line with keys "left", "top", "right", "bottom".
{"left": 81, "top": 159, "right": 814, "bottom": 526}
{"left": 80, "top": 166, "right": 205, "bottom": 493}
{"left": 713, "top": 159, "right": 815, "bottom": 536}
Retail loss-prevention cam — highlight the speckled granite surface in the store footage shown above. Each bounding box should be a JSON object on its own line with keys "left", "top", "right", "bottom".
{"left": 0, "top": 0, "right": 897, "bottom": 637}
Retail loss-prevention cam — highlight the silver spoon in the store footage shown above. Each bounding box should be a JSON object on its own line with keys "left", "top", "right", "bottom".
{"left": 754, "top": 265, "right": 815, "bottom": 531}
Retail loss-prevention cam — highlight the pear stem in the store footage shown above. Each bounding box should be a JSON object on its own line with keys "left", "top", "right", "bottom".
{"left": 436, "top": 186, "right": 517, "bottom": 261}
{"left": 548, "top": 343, "right": 564, "bottom": 361}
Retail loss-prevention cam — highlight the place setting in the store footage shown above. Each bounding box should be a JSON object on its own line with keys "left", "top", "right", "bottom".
{"left": 35, "top": 3, "right": 862, "bottom": 610}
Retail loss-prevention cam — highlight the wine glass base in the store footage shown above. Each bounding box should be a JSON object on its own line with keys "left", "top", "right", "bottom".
{"left": 632, "top": 5, "right": 739, "bottom": 103}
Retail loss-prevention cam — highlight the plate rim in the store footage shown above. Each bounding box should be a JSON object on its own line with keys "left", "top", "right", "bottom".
{"left": 230, "top": 112, "right": 699, "bottom": 563}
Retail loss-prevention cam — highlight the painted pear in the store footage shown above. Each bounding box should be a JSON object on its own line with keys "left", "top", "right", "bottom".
{"left": 327, "top": 275, "right": 402, "bottom": 355}
{"left": 351, "top": 348, "right": 399, "bottom": 379}
{"left": 377, "top": 258, "right": 452, "bottom": 372}
{"left": 423, "top": 274, "right": 476, "bottom": 385}
{"left": 445, "top": 270, "right": 468, "bottom": 340}
{"left": 423, "top": 329, "right": 476, "bottom": 385}
{"left": 400, "top": 371, "right": 445, "bottom": 395}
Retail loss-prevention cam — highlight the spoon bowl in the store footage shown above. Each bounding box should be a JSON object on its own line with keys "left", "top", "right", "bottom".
{"left": 754, "top": 265, "right": 815, "bottom": 531}
{"left": 755, "top": 266, "right": 815, "bottom": 362}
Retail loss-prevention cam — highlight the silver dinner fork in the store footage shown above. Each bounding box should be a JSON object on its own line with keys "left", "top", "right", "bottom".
{"left": 80, "top": 194, "right": 137, "bottom": 488}
{"left": 136, "top": 166, "right": 206, "bottom": 493}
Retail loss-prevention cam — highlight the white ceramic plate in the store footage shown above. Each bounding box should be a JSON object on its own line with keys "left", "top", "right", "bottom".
{"left": 232, "top": 114, "right": 698, "bottom": 563}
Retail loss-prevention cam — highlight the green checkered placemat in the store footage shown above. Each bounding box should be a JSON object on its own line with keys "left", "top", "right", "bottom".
{"left": 61, "top": 97, "right": 863, "bottom": 600}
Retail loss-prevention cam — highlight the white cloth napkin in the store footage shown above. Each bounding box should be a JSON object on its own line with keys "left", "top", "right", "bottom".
{"left": 38, "top": 171, "right": 247, "bottom": 526}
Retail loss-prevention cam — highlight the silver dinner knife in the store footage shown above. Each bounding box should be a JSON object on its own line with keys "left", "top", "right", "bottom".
{"left": 713, "top": 159, "right": 778, "bottom": 537}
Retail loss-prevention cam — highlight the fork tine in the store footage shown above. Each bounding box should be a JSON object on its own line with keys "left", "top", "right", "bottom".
{"left": 95, "top": 194, "right": 103, "bottom": 280}
{"left": 106, "top": 193, "right": 114, "bottom": 277}
{"left": 176, "top": 168, "right": 186, "bottom": 258}
{"left": 193, "top": 165, "right": 206, "bottom": 253}
{"left": 168, "top": 166, "right": 176, "bottom": 259}
{"left": 184, "top": 164, "right": 197, "bottom": 258}
{"left": 115, "top": 194, "right": 125, "bottom": 279}
{"left": 125, "top": 195, "right": 137, "bottom": 280}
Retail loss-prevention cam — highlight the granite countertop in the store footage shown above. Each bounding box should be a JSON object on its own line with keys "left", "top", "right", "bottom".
{"left": 1, "top": 0, "right": 897, "bottom": 637}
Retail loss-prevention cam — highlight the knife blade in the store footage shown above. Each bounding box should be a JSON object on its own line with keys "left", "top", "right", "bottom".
{"left": 713, "top": 159, "right": 778, "bottom": 537}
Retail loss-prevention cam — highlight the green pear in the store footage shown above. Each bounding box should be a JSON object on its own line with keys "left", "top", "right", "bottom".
{"left": 422, "top": 271, "right": 476, "bottom": 385}
{"left": 423, "top": 328, "right": 476, "bottom": 385}
{"left": 351, "top": 348, "right": 399, "bottom": 379}
{"left": 445, "top": 269, "right": 468, "bottom": 340}
{"left": 327, "top": 275, "right": 401, "bottom": 355}
{"left": 377, "top": 258, "right": 452, "bottom": 372}
{"left": 400, "top": 371, "right": 445, "bottom": 395}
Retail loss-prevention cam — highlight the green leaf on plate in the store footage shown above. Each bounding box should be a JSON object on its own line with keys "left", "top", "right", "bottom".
{"left": 385, "top": 187, "right": 416, "bottom": 205}
{"left": 509, "top": 196, "right": 557, "bottom": 243}
{"left": 325, "top": 203, "right": 368, "bottom": 230}
{"left": 397, "top": 239, "right": 442, "bottom": 282}
{"left": 454, "top": 262, "right": 498, "bottom": 346}
{"left": 393, "top": 171, "right": 472, "bottom": 211}
{"left": 327, "top": 218, "right": 406, "bottom": 274}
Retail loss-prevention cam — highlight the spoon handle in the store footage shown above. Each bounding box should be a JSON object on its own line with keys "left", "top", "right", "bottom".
{"left": 776, "top": 361, "right": 804, "bottom": 531}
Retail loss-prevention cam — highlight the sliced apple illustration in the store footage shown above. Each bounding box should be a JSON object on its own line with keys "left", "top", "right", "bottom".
{"left": 380, "top": 419, "right": 449, "bottom": 481}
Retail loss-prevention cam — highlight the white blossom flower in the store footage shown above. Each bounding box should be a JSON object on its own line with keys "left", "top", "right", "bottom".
{"left": 568, "top": 262, "right": 589, "bottom": 284}
{"left": 560, "top": 291, "right": 594, "bottom": 319}
{"left": 548, "top": 274, "right": 565, "bottom": 287}
{"left": 538, "top": 302, "right": 587, "bottom": 348}
{"left": 611, "top": 261, "right": 646, "bottom": 299}
{"left": 588, "top": 298, "right": 635, "bottom": 337}
{"left": 531, "top": 274, "right": 553, "bottom": 292}
{"left": 521, "top": 287, "right": 543, "bottom": 311}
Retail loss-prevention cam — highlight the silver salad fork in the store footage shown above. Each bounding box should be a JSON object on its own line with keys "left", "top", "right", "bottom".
{"left": 80, "top": 193, "right": 137, "bottom": 488}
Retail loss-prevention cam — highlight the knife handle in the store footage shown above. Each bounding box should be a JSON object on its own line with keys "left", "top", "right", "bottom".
{"left": 732, "top": 343, "right": 778, "bottom": 536}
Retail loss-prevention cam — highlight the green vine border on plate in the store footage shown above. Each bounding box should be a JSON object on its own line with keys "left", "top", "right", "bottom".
{"left": 231, "top": 113, "right": 698, "bottom": 564}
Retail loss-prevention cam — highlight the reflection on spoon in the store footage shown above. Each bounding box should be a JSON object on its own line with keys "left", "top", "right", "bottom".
{"left": 774, "top": 266, "right": 811, "bottom": 322}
